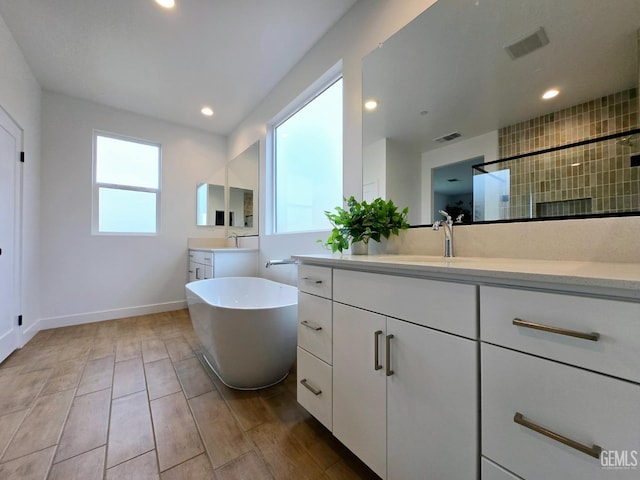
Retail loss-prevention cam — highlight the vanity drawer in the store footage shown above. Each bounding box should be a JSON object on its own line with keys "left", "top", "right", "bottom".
{"left": 298, "top": 292, "right": 332, "bottom": 364}
{"left": 482, "top": 343, "right": 640, "bottom": 480}
{"left": 333, "top": 269, "right": 477, "bottom": 339}
{"left": 298, "top": 265, "right": 332, "bottom": 298}
{"left": 480, "top": 286, "right": 640, "bottom": 382}
{"left": 297, "top": 347, "right": 332, "bottom": 430}
{"left": 190, "top": 250, "right": 213, "bottom": 265}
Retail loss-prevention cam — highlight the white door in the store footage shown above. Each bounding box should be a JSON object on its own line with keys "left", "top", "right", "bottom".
{"left": 0, "top": 107, "right": 21, "bottom": 363}
{"left": 333, "top": 303, "right": 387, "bottom": 478}
{"left": 386, "top": 318, "right": 478, "bottom": 480}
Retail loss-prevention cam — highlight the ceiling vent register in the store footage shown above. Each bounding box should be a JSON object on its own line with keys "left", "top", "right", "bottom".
{"left": 505, "top": 27, "right": 550, "bottom": 60}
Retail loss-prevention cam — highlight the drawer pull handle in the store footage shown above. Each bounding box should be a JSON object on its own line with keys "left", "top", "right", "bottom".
{"left": 301, "top": 320, "right": 322, "bottom": 331}
{"left": 386, "top": 334, "right": 394, "bottom": 376}
{"left": 300, "top": 378, "right": 322, "bottom": 396}
{"left": 512, "top": 318, "right": 600, "bottom": 342}
{"left": 374, "top": 330, "right": 383, "bottom": 371}
{"left": 302, "top": 277, "right": 323, "bottom": 284}
{"left": 513, "top": 412, "right": 602, "bottom": 459}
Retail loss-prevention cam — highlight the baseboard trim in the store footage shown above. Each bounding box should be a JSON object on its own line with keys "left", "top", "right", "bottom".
{"left": 37, "top": 300, "right": 188, "bottom": 331}
{"left": 21, "top": 319, "right": 42, "bottom": 347}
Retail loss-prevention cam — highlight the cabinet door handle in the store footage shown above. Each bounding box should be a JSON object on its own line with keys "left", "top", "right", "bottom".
{"left": 513, "top": 412, "right": 602, "bottom": 459}
{"left": 386, "top": 334, "right": 394, "bottom": 376}
{"left": 512, "top": 318, "right": 600, "bottom": 342}
{"left": 300, "top": 378, "right": 322, "bottom": 395}
{"left": 196, "top": 267, "right": 201, "bottom": 280}
{"left": 301, "top": 320, "right": 322, "bottom": 331}
{"left": 374, "top": 330, "right": 383, "bottom": 371}
{"left": 302, "top": 277, "right": 323, "bottom": 284}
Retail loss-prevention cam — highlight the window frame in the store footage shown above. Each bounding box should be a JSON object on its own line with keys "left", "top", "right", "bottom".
{"left": 92, "top": 130, "right": 162, "bottom": 236}
{"left": 267, "top": 63, "right": 344, "bottom": 235}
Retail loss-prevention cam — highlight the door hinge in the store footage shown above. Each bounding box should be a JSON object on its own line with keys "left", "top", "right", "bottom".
{"left": 18, "top": 315, "right": 23, "bottom": 326}
{"left": 20, "top": 151, "right": 24, "bottom": 163}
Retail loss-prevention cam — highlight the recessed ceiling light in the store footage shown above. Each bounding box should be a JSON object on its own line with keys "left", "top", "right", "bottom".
{"left": 201, "top": 106, "right": 214, "bottom": 117}
{"left": 364, "top": 99, "right": 378, "bottom": 111}
{"left": 155, "top": 0, "right": 175, "bottom": 9}
{"left": 542, "top": 88, "right": 559, "bottom": 100}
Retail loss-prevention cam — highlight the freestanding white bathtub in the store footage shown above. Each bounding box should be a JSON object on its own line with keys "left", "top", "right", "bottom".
{"left": 185, "top": 277, "right": 298, "bottom": 390}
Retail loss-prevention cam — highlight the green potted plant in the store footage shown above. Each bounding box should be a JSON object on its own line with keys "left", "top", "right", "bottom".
{"left": 320, "top": 196, "right": 410, "bottom": 254}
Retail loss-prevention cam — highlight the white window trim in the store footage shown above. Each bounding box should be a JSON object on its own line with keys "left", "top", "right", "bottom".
{"left": 91, "top": 130, "right": 162, "bottom": 236}
{"left": 266, "top": 60, "right": 343, "bottom": 235}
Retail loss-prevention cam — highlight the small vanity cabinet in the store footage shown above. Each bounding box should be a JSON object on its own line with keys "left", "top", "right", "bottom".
{"left": 480, "top": 286, "right": 640, "bottom": 480}
{"left": 187, "top": 248, "right": 258, "bottom": 282}
{"left": 188, "top": 249, "right": 213, "bottom": 281}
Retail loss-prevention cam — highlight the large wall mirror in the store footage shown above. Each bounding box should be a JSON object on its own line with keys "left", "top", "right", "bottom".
{"left": 227, "top": 142, "right": 259, "bottom": 235}
{"left": 363, "top": 0, "right": 640, "bottom": 226}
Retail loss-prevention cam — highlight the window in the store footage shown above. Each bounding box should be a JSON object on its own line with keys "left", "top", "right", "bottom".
{"left": 93, "top": 132, "right": 161, "bottom": 234}
{"left": 272, "top": 76, "right": 343, "bottom": 233}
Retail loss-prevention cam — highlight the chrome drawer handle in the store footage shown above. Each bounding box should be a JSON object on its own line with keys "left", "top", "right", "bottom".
{"left": 386, "top": 334, "right": 394, "bottom": 376}
{"left": 514, "top": 412, "right": 602, "bottom": 459}
{"left": 374, "top": 330, "right": 383, "bottom": 371}
{"left": 300, "top": 378, "right": 322, "bottom": 396}
{"left": 301, "top": 320, "right": 322, "bottom": 331}
{"left": 512, "top": 318, "right": 600, "bottom": 342}
{"left": 302, "top": 277, "right": 323, "bottom": 284}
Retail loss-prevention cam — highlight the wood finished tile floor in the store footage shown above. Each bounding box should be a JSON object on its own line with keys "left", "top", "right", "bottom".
{"left": 0, "top": 310, "right": 379, "bottom": 480}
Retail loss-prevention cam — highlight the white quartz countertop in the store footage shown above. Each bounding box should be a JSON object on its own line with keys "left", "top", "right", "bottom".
{"left": 189, "top": 247, "right": 258, "bottom": 253}
{"left": 293, "top": 254, "right": 640, "bottom": 301}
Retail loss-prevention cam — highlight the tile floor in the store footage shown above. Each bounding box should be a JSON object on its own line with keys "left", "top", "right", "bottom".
{"left": 0, "top": 309, "right": 379, "bottom": 480}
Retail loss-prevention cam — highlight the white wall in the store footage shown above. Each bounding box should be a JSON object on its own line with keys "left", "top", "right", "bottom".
{"left": 386, "top": 139, "right": 421, "bottom": 225}
{"left": 39, "top": 92, "right": 227, "bottom": 327}
{"left": 0, "top": 14, "right": 42, "bottom": 344}
{"left": 227, "top": 0, "right": 437, "bottom": 285}
{"left": 363, "top": 137, "right": 386, "bottom": 200}
{"left": 421, "top": 130, "right": 498, "bottom": 224}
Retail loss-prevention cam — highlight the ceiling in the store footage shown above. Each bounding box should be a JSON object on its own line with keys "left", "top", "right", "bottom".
{"left": 0, "top": 0, "right": 357, "bottom": 135}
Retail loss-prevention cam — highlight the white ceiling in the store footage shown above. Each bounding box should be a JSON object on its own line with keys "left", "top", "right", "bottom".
{"left": 0, "top": 0, "right": 357, "bottom": 135}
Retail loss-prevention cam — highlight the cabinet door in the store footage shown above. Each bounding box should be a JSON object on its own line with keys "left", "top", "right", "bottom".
{"left": 333, "top": 303, "right": 387, "bottom": 478}
{"left": 387, "top": 317, "right": 477, "bottom": 480}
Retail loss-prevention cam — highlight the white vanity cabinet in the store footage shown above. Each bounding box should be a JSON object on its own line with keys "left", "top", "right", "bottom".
{"left": 294, "top": 254, "right": 640, "bottom": 480}
{"left": 188, "top": 249, "right": 213, "bottom": 281}
{"left": 332, "top": 269, "right": 478, "bottom": 480}
{"left": 187, "top": 248, "right": 258, "bottom": 282}
{"left": 480, "top": 286, "right": 640, "bottom": 480}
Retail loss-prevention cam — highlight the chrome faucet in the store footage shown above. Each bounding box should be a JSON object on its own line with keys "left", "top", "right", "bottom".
{"left": 432, "top": 210, "right": 463, "bottom": 257}
{"left": 227, "top": 232, "right": 239, "bottom": 248}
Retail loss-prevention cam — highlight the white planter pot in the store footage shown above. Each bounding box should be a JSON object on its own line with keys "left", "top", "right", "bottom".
{"left": 350, "top": 241, "right": 369, "bottom": 255}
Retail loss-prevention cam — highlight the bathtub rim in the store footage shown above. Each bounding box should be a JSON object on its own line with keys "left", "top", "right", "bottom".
{"left": 185, "top": 276, "right": 298, "bottom": 310}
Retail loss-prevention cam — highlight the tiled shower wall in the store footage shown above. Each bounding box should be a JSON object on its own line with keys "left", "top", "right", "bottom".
{"left": 497, "top": 88, "right": 640, "bottom": 218}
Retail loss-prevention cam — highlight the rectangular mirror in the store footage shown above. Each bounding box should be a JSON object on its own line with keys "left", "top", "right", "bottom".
{"left": 196, "top": 183, "right": 225, "bottom": 226}
{"left": 227, "top": 142, "right": 259, "bottom": 235}
{"left": 362, "top": 0, "right": 640, "bottom": 225}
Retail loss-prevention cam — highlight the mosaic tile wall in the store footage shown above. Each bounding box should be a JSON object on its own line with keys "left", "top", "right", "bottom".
{"left": 497, "top": 88, "right": 640, "bottom": 218}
